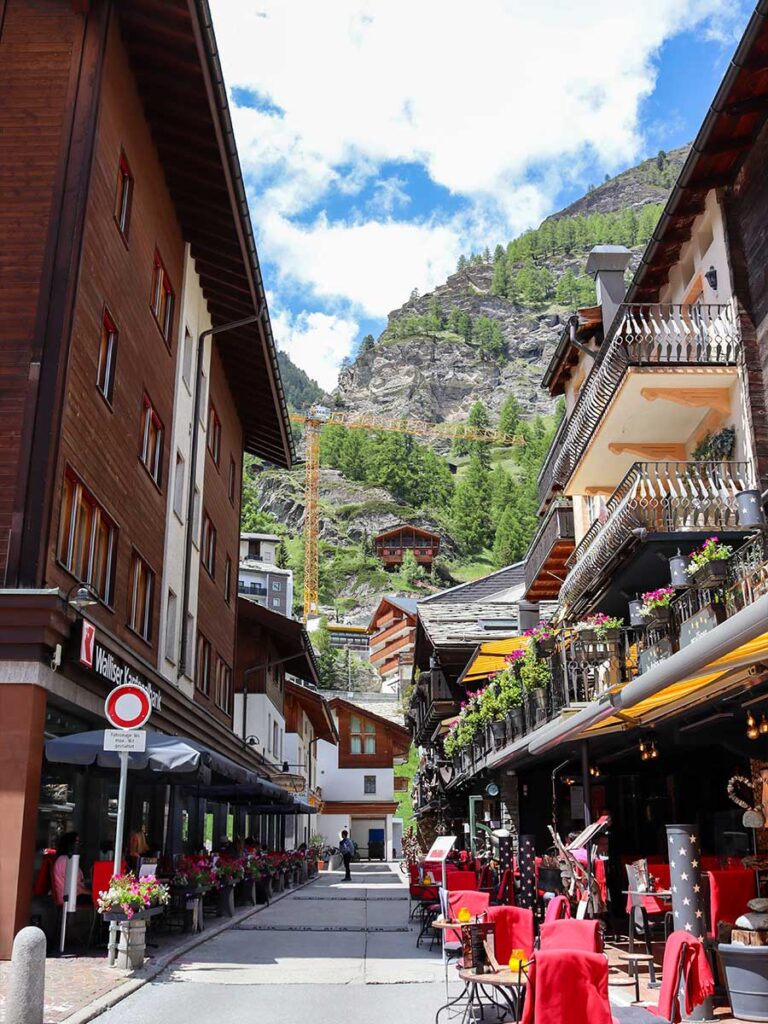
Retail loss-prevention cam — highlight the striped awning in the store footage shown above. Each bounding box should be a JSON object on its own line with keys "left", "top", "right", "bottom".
{"left": 460, "top": 636, "right": 528, "bottom": 685}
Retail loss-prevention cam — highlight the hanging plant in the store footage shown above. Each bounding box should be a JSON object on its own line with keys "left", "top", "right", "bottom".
{"left": 692, "top": 426, "right": 736, "bottom": 462}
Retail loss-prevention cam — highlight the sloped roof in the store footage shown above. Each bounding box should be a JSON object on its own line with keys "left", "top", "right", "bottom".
{"left": 237, "top": 598, "right": 318, "bottom": 684}
{"left": 285, "top": 680, "right": 338, "bottom": 743}
{"left": 374, "top": 524, "right": 441, "bottom": 542}
{"left": 367, "top": 594, "right": 420, "bottom": 630}
{"left": 417, "top": 601, "right": 519, "bottom": 648}
{"left": 420, "top": 563, "right": 526, "bottom": 605}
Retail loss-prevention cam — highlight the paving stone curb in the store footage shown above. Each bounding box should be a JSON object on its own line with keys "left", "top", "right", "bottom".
{"left": 59, "top": 875, "right": 319, "bottom": 1024}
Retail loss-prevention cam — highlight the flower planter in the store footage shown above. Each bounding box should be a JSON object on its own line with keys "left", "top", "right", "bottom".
{"left": 576, "top": 628, "right": 597, "bottom": 643}
{"left": 453, "top": 753, "right": 462, "bottom": 775}
{"left": 595, "top": 628, "right": 621, "bottom": 642}
{"left": 255, "top": 878, "right": 272, "bottom": 904}
{"left": 643, "top": 606, "right": 671, "bottom": 627}
{"left": 536, "top": 637, "right": 556, "bottom": 656}
{"left": 102, "top": 906, "right": 165, "bottom": 971}
{"left": 317, "top": 860, "right": 325, "bottom": 872}
{"left": 718, "top": 943, "right": 768, "bottom": 1021}
{"left": 238, "top": 876, "right": 257, "bottom": 906}
{"left": 506, "top": 708, "right": 524, "bottom": 739}
{"left": 218, "top": 882, "right": 236, "bottom": 917}
{"left": 691, "top": 558, "right": 730, "bottom": 589}
{"left": 532, "top": 687, "right": 548, "bottom": 723}
{"left": 491, "top": 720, "right": 506, "bottom": 748}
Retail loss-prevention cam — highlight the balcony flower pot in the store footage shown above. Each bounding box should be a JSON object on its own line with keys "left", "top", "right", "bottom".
{"left": 644, "top": 606, "right": 671, "bottom": 627}
{"left": 577, "top": 628, "right": 597, "bottom": 643}
{"left": 718, "top": 942, "right": 768, "bottom": 1021}
{"left": 533, "top": 687, "right": 547, "bottom": 715}
{"left": 506, "top": 708, "right": 524, "bottom": 739}
{"left": 691, "top": 558, "right": 730, "bottom": 589}
{"left": 736, "top": 489, "right": 765, "bottom": 528}
{"left": 491, "top": 720, "right": 506, "bottom": 748}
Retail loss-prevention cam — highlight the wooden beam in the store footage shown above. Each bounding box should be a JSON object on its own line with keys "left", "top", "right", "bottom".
{"left": 607, "top": 442, "right": 687, "bottom": 460}
{"left": 723, "top": 93, "right": 768, "bottom": 116}
{"left": 640, "top": 386, "right": 733, "bottom": 415}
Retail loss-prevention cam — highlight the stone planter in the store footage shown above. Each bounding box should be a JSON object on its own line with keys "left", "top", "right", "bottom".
{"left": 719, "top": 943, "right": 768, "bottom": 1021}
{"left": 691, "top": 558, "right": 730, "bottom": 589}
{"left": 491, "top": 720, "right": 506, "bottom": 748}
{"left": 218, "top": 882, "right": 236, "bottom": 917}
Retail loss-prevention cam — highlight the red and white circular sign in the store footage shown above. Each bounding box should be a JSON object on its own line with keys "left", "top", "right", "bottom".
{"left": 104, "top": 683, "right": 152, "bottom": 730}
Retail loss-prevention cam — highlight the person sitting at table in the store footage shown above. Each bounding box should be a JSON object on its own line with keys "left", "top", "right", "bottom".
{"left": 52, "top": 832, "right": 91, "bottom": 907}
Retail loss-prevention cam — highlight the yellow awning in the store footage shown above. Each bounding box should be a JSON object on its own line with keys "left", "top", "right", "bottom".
{"left": 585, "top": 630, "right": 768, "bottom": 736}
{"left": 462, "top": 636, "right": 528, "bottom": 685}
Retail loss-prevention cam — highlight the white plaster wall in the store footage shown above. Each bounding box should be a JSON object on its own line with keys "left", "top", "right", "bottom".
{"left": 157, "top": 247, "right": 212, "bottom": 697}
{"left": 660, "top": 192, "right": 732, "bottom": 306}
{"left": 232, "top": 692, "right": 285, "bottom": 767}
{"left": 317, "top": 762, "right": 394, "bottom": 803}
{"left": 315, "top": 813, "right": 349, "bottom": 848}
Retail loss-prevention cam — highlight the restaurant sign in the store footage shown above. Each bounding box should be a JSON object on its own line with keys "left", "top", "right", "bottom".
{"left": 638, "top": 636, "right": 674, "bottom": 675}
{"left": 78, "top": 621, "right": 162, "bottom": 711}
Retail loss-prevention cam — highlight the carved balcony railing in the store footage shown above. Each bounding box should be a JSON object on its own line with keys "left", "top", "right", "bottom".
{"left": 541, "top": 302, "right": 740, "bottom": 499}
{"left": 537, "top": 414, "right": 569, "bottom": 508}
{"left": 560, "top": 460, "right": 751, "bottom": 612}
{"left": 523, "top": 498, "right": 575, "bottom": 597}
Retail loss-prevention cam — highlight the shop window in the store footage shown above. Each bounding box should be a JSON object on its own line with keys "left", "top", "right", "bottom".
{"left": 182, "top": 328, "right": 193, "bottom": 389}
{"left": 128, "top": 550, "right": 154, "bottom": 641}
{"left": 201, "top": 512, "right": 216, "bottom": 577}
{"left": 196, "top": 633, "right": 211, "bottom": 695}
{"left": 214, "top": 656, "right": 232, "bottom": 712}
{"left": 364, "top": 775, "right": 376, "bottom": 795}
{"left": 207, "top": 403, "right": 221, "bottom": 465}
{"left": 57, "top": 468, "right": 117, "bottom": 603}
{"left": 139, "top": 394, "right": 163, "bottom": 486}
{"left": 228, "top": 456, "right": 237, "bottom": 503}
{"left": 224, "top": 556, "right": 232, "bottom": 604}
{"left": 150, "top": 250, "right": 174, "bottom": 343}
{"left": 164, "top": 589, "right": 177, "bottom": 663}
{"left": 96, "top": 308, "right": 118, "bottom": 404}
{"left": 173, "top": 451, "right": 185, "bottom": 520}
{"left": 114, "top": 150, "right": 133, "bottom": 239}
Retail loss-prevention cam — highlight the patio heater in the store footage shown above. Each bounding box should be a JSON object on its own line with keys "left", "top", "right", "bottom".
{"left": 518, "top": 835, "right": 537, "bottom": 910}
{"left": 665, "top": 824, "right": 715, "bottom": 1022}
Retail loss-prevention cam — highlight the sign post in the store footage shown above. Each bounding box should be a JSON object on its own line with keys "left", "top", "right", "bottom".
{"left": 424, "top": 835, "right": 456, "bottom": 963}
{"left": 103, "top": 683, "right": 152, "bottom": 966}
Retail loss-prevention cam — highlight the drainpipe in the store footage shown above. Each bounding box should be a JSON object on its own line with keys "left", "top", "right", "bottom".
{"left": 178, "top": 313, "right": 263, "bottom": 677}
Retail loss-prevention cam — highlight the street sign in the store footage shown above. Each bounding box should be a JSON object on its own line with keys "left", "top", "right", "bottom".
{"left": 104, "top": 682, "right": 152, "bottom": 730}
{"left": 104, "top": 729, "right": 147, "bottom": 752}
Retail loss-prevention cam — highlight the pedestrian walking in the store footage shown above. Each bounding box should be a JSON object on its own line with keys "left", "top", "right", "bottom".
{"left": 339, "top": 830, "right": 354, "bottom": 881}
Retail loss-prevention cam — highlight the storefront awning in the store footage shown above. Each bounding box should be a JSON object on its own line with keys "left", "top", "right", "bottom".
{"left": 197, "top": 781, "right": 294, "bottom": 805}
{"left": 459, "top": 636, "right": 528, "bottom": 686}
{"left": 44, "top": 730, "right": 287, "bottom": 794}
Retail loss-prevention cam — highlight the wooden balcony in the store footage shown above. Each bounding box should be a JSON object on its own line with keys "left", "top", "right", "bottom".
{"left": 560, "top": 460, "right": 751, "bottom": 613}
{"left": 538, "top": 303, "right": 740, "bottom": 503}
{"left": 523, "top": 499, "right": 575, "bottom": 600}
{"left": 409, "top": 667, "right": 458, "bottom": 746}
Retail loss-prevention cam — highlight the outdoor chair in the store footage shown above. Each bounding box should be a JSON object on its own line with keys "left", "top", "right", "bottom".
{"left": 706, "top": 868, "right": 756, "bottom": 938}
{"left": 493, "top": 867, "right": 515, "bottom": 905}
{"left": 486, "top": 904, "right": 534, "bottom": 961}
{"left": 521, "top": 950, "right": 616, "bottom": 1024}
{"left": 612, "top": 930, "right": 714, "bottom": 1024}
{"left": 539, "top": 918, "right": 602, "bottom": 953}
{"left": 446, "top": 869, "right": 478, "bottom": 891}
{"left": 543, "top": 894, "right": 570, "bottom": 923}
{"left": 87, "top": 860, "right": 117, "bottom": 948}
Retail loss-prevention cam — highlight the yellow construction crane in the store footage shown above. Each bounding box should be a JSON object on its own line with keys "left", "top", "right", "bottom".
{"left": 289, "top": 406, "right": 524, "bottom": 622}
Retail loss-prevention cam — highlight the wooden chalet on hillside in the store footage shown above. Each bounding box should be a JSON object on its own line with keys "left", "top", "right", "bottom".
{"left": 374, "top": 524, "right": 441, "bottom": 569}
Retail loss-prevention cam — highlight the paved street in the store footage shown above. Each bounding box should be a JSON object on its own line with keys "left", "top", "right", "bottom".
{"left": 95, "top": 864, "right": 450, "bottom": 1024}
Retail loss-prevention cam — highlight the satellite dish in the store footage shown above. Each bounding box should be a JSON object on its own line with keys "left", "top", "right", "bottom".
{"left": 485, "top": 782, "right": 500, "bottom": 797}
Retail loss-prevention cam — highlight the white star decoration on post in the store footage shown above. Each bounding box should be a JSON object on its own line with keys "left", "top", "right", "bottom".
{"left": 685, "top": 922, "right": 693, "bottom": 931}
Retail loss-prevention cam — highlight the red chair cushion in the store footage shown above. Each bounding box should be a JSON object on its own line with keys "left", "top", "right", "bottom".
{"left": 486, "top": 904, "right": 534, "bottom": 961}
{"left": 522, "top": 950, "right": 615, "bottom": 1024}
{"left": 707, "top": 869, "right": 756, "bottom": 938}
{"left": 539, "top": 919, "right": 602, "bottom": 953}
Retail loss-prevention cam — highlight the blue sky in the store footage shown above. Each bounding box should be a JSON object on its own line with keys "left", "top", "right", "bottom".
{"left": 210, "top": 0, "right": 752, "bottom": 391}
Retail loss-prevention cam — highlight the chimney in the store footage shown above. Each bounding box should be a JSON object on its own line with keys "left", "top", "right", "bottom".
{"left": 585, "top": 245, "right": 632, "bottom": 336}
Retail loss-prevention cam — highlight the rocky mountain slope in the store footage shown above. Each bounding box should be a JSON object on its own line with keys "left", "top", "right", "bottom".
{"left": 334, "top": 146, "right": 689, "bottom": 423}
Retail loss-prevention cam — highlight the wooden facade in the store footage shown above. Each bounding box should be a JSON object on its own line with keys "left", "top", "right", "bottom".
{"left": 0, "top": 0, "right": 293, "bottom": 958}
{"left": 329, "top": 697, "right": 411, "bottom": 771}
{"left": 368, "top": 596, "right": 417, "bottom": 681}
{"left": 374, "top": 524, "right": 441, "bottom": 568}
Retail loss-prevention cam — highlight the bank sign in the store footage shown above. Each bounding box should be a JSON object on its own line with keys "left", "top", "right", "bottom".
{"left": 79, "top": 621, "right": 162, "bottom": 711}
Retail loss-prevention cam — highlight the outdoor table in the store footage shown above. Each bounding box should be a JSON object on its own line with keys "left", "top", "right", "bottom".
{"left": 623, "top": 889, "right": 672, "bottom": 900}
{"left": 435, "top": 965, "right": 527, "bottom": 1024}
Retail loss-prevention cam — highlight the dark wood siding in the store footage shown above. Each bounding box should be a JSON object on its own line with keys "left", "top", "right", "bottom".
{"left": 0, "top": 0, "right": 83, "bottom": 580}
{"left": 725, "top": 121, "right": 768, "bottom": 488}
{"left": 44, "top": 19, "right": 184, "bottom": 661}
{"left": 195, "top": 344, "right": 242, "bottom": 723}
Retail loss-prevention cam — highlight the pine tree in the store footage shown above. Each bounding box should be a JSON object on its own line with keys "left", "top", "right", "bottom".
{"left": 492, "top": 505, "right": 527, "bottom": 568}
{"left": 339, "top": 430, "right": 367, "bottom": 481}
{"left": 493, "top": 244, "right": 505, "bottom": 263}
{"left": 491, "top": 259, "right": 509, "bottom": 297}
{"left": 498, "top": 394, "right": 522, "bottom": 437}
{"left": 360, "top": 333, "right": 375, "bottom": 353}
{"left": 555, "top": 267, "right": 578, "bottom": 306}
{"left": 466, "top": 401, "right": 492, "bottom": 467}
{"left": 490, "top": 465, "right": 515, "bottom": 520}
{"left": 457, "top": 255, "right": 467, "bottom": 272}
{"left": 483, "top": 246, "right": 491, "bottom": 264}
{"left": 426, "top": 295, "right": 444, "bottom": 333}
{"left": 451, "top": 454, "right": 492, "bottom": 555}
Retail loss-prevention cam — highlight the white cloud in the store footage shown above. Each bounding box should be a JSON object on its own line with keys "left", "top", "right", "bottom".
{"left": 271, "top": 306, "right": 359, "bottom": 391}
{"left": 210, "top": 0, "right": 746, "bottom": 382}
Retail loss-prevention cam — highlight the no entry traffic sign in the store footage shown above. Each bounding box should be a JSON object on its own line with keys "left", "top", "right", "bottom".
{"left": 104, "top": 683, "right": 152, "bottom": 730}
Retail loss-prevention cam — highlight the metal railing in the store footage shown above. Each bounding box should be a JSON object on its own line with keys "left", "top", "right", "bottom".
{"left": 560, "top": 460, "right": 750, "bottom": 611}
{"left": 524, "top": 499, "right": 575, "bottom": 592}
{"left": 539, "top": 302, "right": 740, "bottom": 500}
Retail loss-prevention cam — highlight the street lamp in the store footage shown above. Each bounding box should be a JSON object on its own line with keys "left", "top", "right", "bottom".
{"left": 65, "top": 581, "right": 98, "bottom": 611}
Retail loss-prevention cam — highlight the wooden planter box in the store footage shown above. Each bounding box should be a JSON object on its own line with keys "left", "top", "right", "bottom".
{"left": 643, "top": 606, "right": 671, "bottom": 628}
{"left": 691, "top": 559, "right": 730, "bottom": 589}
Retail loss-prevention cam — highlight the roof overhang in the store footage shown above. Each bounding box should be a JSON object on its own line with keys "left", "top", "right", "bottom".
{"left": 285, "top": 680, "right": 339, "bottom": 743}
{"left": 237, "top": 598, "right": 319, "bottom": 684}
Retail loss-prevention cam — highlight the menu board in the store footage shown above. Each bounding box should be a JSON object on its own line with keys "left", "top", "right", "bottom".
{"left": 425, "top": 835, "right": 457, "bottom": 862}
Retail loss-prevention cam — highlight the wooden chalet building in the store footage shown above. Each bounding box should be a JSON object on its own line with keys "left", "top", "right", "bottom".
{"left": 0, "top": 0, "right": 294, "bottom": 957}
{"left": 367, "top": 595, "right": 418, "bottom": 695}
{"left": 316, "top": 696, "right": 410, "bottom": 860}
{"left": 374, "top": 525, "right": 441, "bottom": 569}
